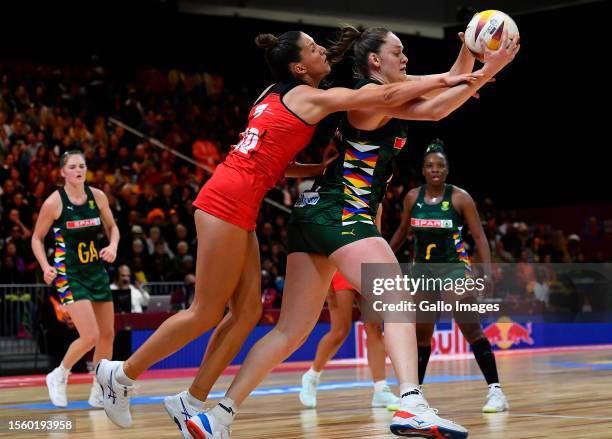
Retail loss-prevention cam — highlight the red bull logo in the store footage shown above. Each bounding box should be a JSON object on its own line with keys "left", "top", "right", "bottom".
{"left": 483, "top": 317, "right": 534, "bottom": 349}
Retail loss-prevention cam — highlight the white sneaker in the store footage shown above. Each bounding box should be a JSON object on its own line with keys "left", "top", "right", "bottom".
{"left": 482, "top": 385, "right": 509, "bottom": 413}
{"left": 46, "top": 367, "right": 68, "bottom": 407}
{"left": 88, "top": 376, "right": 104, "bottom": 408}
{"left": 372, "top": 384, "right": 400, "bottom": 410}
{"left": 186, "top": 410, "right": 231, "bottom": 439}
{"left": 299, "top": 372, "right": 319, "bottom": 408}
{"left": 163, "top": 391, "right": 201, "bottom": 439}
{"left": 390, "top": 391, "right": 467, "bottom": 438}
{"left": 95, "top": 359, "right": 134, "bottom": 428}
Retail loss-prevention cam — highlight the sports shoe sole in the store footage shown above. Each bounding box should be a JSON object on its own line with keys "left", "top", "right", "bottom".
{"left": 390, "top": 424, "right": 468, "bottom": 439}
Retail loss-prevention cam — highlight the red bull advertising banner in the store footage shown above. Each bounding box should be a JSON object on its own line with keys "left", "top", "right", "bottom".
{"left": 354, "top": 318, "right": 586, "bottom": 359}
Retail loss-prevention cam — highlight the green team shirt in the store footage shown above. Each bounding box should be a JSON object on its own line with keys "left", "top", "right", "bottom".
{"left": 410, "top": 184, "right": 471, "bottom": 267}
{"left": 53, "top": 185, "right": 111, "bottom": 304}
{"left": 291, "top": 78, "right": 408, "bottom": 227}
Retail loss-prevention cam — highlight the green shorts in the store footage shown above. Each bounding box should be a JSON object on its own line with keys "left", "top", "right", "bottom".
{"left": 287, "top": 221, "right": 381, "bottom": 256}
{"left": 61, "top": 275, "right": 112, "bottom": 304}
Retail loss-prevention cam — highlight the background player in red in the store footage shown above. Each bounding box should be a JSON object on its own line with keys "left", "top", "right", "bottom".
{"left": 95, "top": 29, "right": 480, "bottom": 432}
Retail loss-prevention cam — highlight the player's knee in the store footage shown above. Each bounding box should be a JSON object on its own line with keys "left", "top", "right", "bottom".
{"left": 187, "top": 307, "right": 224, "bottom": 334}
{"left": 243, "top": 297, "right": 263, "bottom": 327}
{"left": 81, "top": 329, "right": 99, "bottom": 349}
{"left": 280, "top": 325, "right": 312, "bottom": 353}
{"left": 330, "top": 322, "right": 351, "bottom": 343}
{"left": 98, "top": 325, "right": 114, "bottom": 343}
{"left": 230, "top": 294, "right": 263, "bottom": 329}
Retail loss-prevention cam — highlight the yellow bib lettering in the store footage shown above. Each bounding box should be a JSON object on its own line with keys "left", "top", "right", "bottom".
{"left": 425, "top": 243, "right": 437, "bottom": 261}
{"left": 89, "top": 241, "right": 99, "bottom": 261}
{"left": 78, "top": 241, "right": 99, "bottom": 263}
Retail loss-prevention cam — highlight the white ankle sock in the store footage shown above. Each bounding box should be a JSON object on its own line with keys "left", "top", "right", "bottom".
{"left": 306, "top": 367, "right": 321, "bottom": 380}
{"left": 185, "top": 390, "right": 205, "bottom": 408}
{"left": 399, "top": 383, "right": 420, "bottom": 397}
{"left": 59, "top": 362, "right": 71, "bottom": 376}
{"left": 212, "top": 397, "right": 237, "bottom": 426}
{"left": 399, "top": 383, "right": 425, "bottom": 409}
{"left": 374, "top": 380, "right": 388, "bottom": 393}
{"left": 115, "top": 364, "right": 135, "bottom": 386}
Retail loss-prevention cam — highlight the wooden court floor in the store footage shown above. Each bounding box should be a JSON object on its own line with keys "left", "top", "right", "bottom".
{"left": 1, "top": 347, "right": 612, "bottom": 438}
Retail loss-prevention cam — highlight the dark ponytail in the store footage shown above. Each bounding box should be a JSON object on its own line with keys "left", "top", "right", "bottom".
{"left": 255, "top": 31, "right": 303, "bottom": 82}
{"left": 255, "top": 33, "right": 279, "bottom": 50}
{"left": 326, "top": 25, "right": 362, "bottom": 66}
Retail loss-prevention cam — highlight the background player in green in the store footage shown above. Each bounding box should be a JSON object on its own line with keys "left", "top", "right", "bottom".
{"left": 31, "top": 150, "right": 119, "bottom": 408}
{"left": 389, "top": 140, "right": 509, "bottom": 413}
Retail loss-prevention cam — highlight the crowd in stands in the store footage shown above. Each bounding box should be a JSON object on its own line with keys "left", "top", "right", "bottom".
{"left": 0, "top": 60, "right": 609, "bottom": 314}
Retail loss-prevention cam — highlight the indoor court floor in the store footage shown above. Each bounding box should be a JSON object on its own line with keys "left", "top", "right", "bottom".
{"left": 2, "top": 346, "right": 612, "bottom": 438}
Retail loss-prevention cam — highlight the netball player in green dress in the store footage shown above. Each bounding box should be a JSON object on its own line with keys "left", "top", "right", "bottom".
{"left": 32, "top": 150, "right": 119, "bottom": 408}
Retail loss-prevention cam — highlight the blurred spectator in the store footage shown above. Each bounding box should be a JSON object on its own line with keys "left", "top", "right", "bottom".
{"left": 533, "top": 266, "right": 551, "bottom": 306}
{"left": 261, "top": 270, "right": 279, "bottom": 309}
{"left": 182, "top": 273, "right": 196, "bottom": 308}
{"left": 192, "top": 127, "right": 221, "bottom": 179}
{"left": 567, "top": 234, "right": 584, "bottom": 262}
{"left": 110, "top": 265, "right": 150, "bottom": 313}
{"left": 516, "top": 249, "right": 536, "bottom": 296}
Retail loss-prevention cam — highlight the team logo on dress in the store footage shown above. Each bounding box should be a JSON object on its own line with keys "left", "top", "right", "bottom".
{"left": 89, "top": 200, "right": 96, "bottom": 209}
{"left": 393, "top": 137, "right": 407, "bottom": 150}
{"left": 441, "top": 201, "right": 450, "bottom": 211}
{"left": 253, "top": 103, "right": 268, "bottom": 119}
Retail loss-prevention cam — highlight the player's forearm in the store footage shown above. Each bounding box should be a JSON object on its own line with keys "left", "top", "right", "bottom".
{"left": 474, "top": 235, "right": 492, "bottom": 277}
{"left": 449, "top": 44, "right": 476, "bottom": 76}
{"left": 108, "top": 225, "right": 120, "bottom": 249}
{"left": 380, "top": 76, "right": 447, "bottom": 108}
{"left": 389, "top": 227, "right": 408, "bottom": 253}
{"left": 421, "top": 72, "right": 493, "bottom": 120}
{"left": 31, "top": 237, "right": 51, "bottom": 270}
